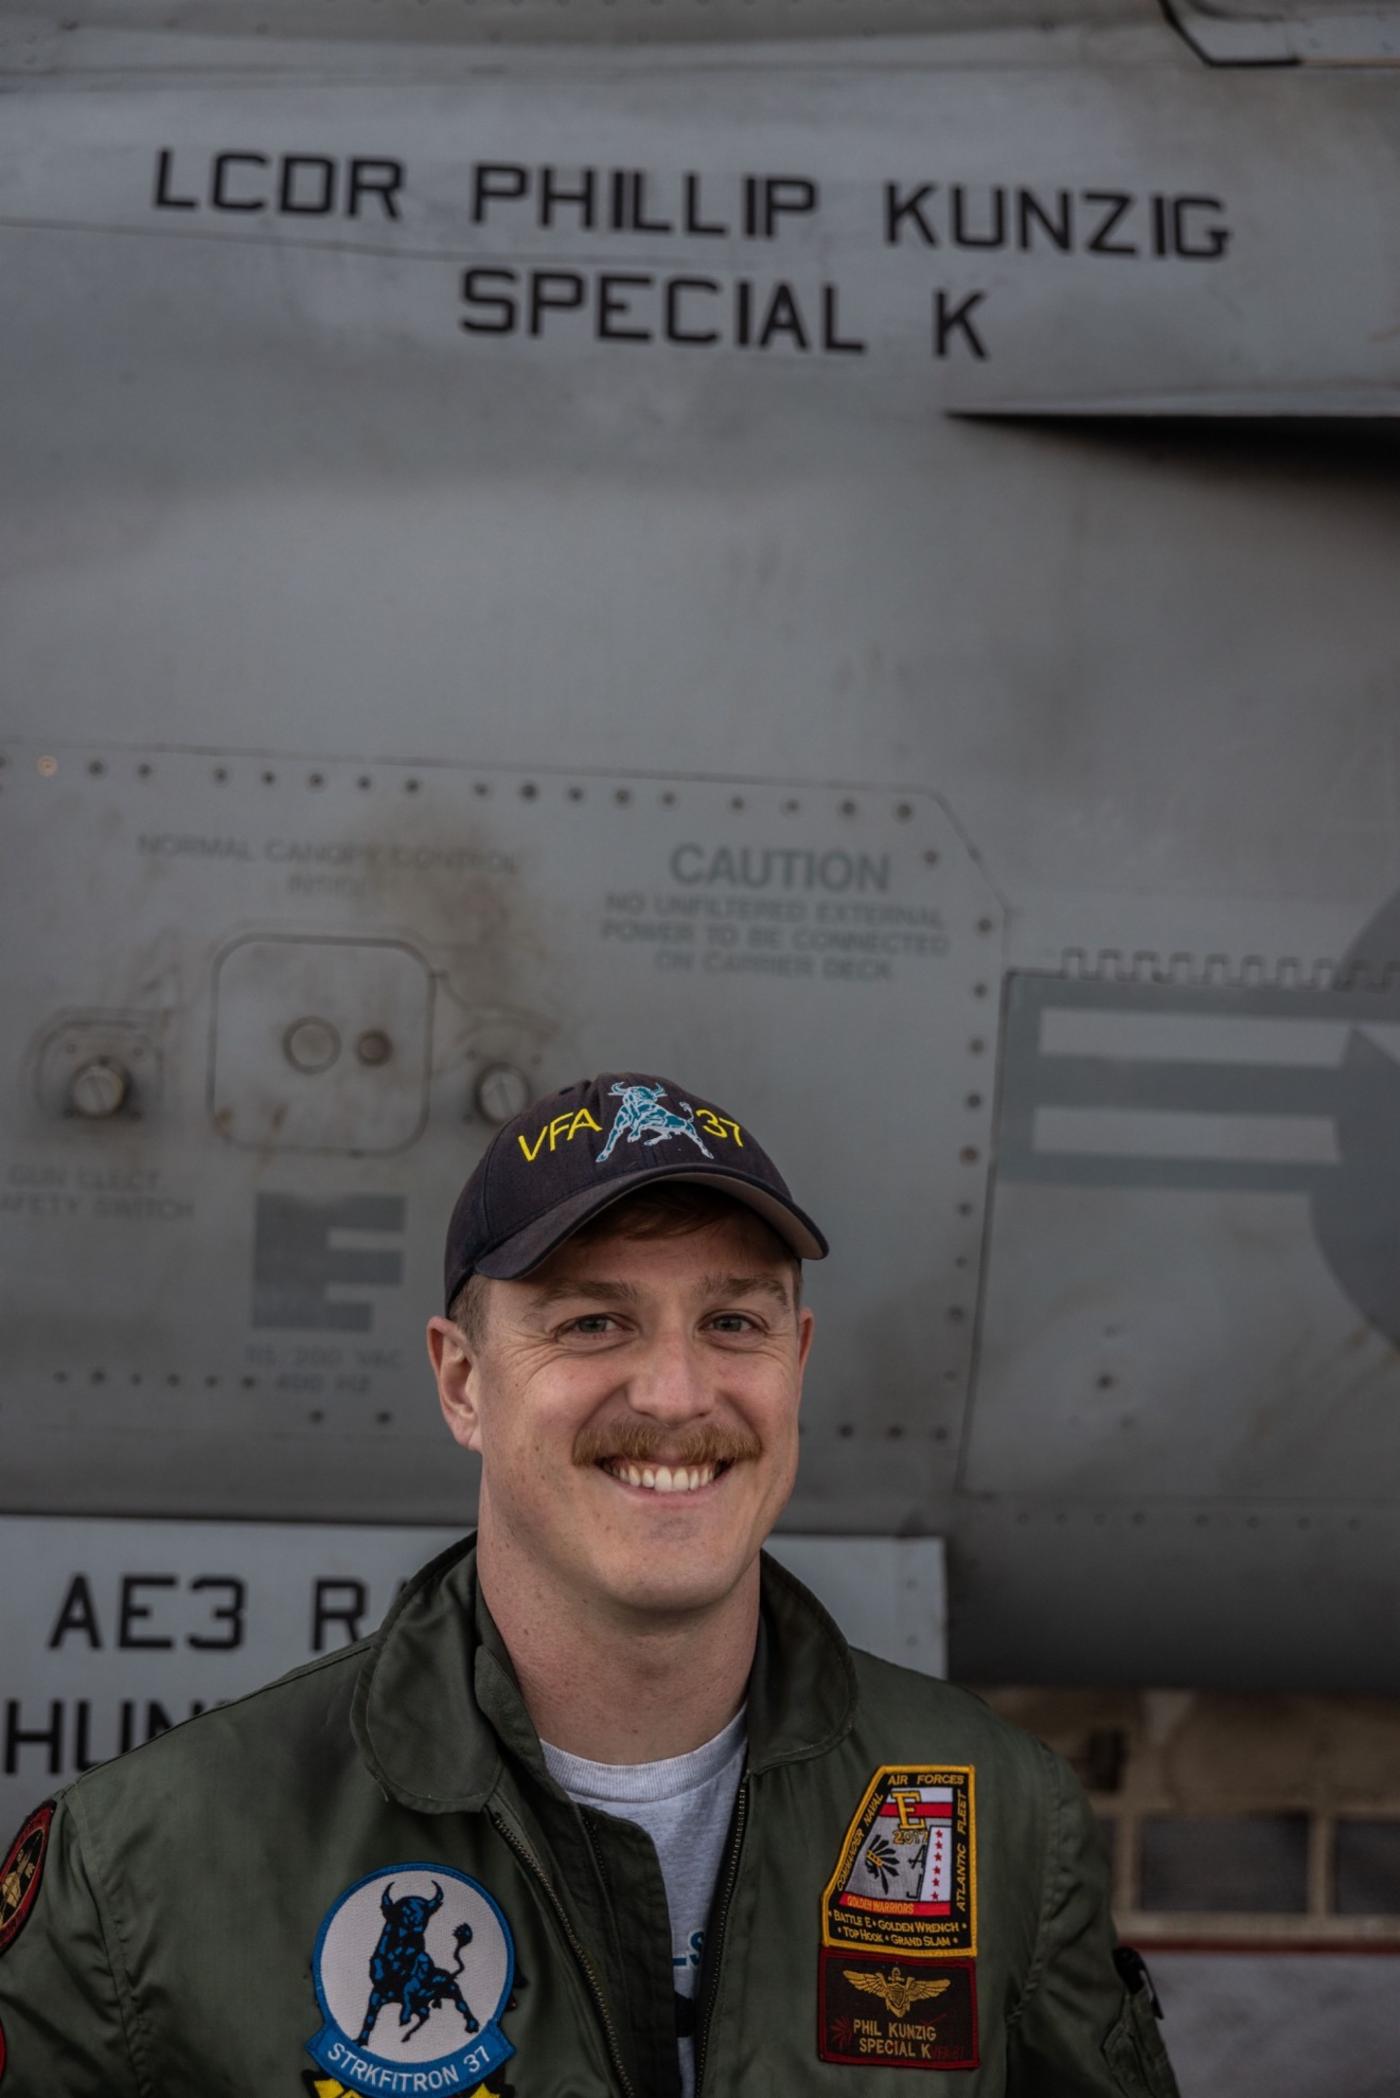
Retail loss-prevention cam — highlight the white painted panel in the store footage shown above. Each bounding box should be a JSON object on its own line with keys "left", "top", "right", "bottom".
{"left": 766, "top": 1534, "right": 946, "bottom": 1679}
{"left": 1031, "top": 1106, "right": 1341, "bottom": 1165}
{"left": 1040, "top": 1011, "right": 1400, "bottom": 1069}
{"left": 0, "top": 1517, "right": 945, "bottom": 1831}
{"left": 0, "top": 1516, "right": 462, "bottom": 1834}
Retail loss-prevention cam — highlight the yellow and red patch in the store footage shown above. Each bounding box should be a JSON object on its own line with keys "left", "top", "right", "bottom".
{"left": 0, "top": 1803, "right": 54, "bottom": 1959}
{"left": 822, "top": 1766, "right": 977, "bottom": 1958}
{"left": 819, "top": 1768, "right": 980, "bottom": 2071}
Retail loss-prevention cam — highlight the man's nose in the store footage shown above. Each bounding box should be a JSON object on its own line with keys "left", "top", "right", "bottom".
{"left": 626, "top": 1330, "right": 715, "bottom": 1422}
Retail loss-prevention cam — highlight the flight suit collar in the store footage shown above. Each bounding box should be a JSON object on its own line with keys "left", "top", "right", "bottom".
{"left": 352, "top": 1533, "right": 858, "bottom": 1810}
{"left": 745, "top": 1550, "right": 860, "bottom": 1774}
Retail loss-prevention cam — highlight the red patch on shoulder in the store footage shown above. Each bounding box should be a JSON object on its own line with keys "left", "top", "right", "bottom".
{"left": 818, "top": 1950, "right": 979, "bottom": 2071}
{"left": 0, "top": 1803, "right": 55, "bottom": 1958}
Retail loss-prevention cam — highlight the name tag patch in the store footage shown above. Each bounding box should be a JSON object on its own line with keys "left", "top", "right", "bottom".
{"left": 818, "top": 1953, "right": 978, "bottom": 2071}
{"left": 822, "top": 1766, "right": 977, "bottom": 1958}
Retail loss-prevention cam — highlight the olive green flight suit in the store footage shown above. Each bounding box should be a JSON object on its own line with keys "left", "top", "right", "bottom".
{"left": 0, "top": 1538, "right": 1178, "bottom": 2096}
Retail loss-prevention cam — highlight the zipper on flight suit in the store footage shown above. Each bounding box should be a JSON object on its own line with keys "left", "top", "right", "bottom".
{"left": 693, "top": 1774, "right": 750, "bottom": 2098}
{"left": 487, "top": 1805, "right": 638, "bottom": 2098}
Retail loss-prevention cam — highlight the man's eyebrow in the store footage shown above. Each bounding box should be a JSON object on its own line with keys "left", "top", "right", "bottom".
{"left": 699, "top": 1272, "right": 794, "bottom": 1309}
{"left": 524, "top": 1278, "right": 641, "bottom": 1310}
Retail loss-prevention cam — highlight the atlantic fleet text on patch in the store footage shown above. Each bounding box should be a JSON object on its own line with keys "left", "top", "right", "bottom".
{"left": 823, "top": 1767, "right": 977, "bottom": 1958}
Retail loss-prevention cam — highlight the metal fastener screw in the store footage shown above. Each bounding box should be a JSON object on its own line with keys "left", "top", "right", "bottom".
{"left": 70, "top": 1060, "right": 129, "bottom": 1119}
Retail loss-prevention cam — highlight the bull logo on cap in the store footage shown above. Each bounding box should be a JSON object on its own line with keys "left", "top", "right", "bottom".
{"left": 596, "top": 1082, "right": 715, "bottom": 1164}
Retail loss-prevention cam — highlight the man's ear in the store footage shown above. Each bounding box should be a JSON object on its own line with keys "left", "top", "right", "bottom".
{"left": 426, "top": 1315, "right": 484, "bottom": 1455}
{"left": 796, "top": 1303, "right": 816, "bottom": 1378}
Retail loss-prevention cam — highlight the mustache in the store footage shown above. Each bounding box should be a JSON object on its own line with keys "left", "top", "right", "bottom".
{"left": 573, "top": 1418, "right": 762, "bottom": 1469}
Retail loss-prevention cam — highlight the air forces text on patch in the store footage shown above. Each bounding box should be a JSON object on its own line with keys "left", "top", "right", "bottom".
{"left": 307, "top": 1864, "right": 516, "bottom": 2098}
{"left": 823, "top": 1767, "right": 977, "bottom": 1958}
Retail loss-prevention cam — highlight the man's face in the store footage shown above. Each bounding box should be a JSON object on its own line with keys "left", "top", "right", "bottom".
{"left": 428, "top": 1208, "right": 814, "bottom": 1624}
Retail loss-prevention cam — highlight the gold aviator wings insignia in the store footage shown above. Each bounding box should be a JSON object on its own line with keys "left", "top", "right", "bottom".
{"left": 842, "top": 1966, "right": 953, "bottom": 2017}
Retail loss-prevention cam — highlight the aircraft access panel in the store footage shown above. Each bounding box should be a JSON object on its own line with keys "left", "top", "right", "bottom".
{"left": 0, "top": 746, "right": 1003, "bottom": 1528}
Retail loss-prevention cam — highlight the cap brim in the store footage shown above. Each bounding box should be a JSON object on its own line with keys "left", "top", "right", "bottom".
{"left": 472, "top": 1163, "right": 829, "bottom": 1281}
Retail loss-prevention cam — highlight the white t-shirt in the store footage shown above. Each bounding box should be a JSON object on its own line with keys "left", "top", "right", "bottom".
{"left": 541, "top": 1710, "right": 747, "bottom": 2098}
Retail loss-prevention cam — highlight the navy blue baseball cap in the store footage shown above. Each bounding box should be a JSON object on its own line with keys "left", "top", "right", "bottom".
{"left": 444, "top": 1072, "right": 828, "bottom": 1307}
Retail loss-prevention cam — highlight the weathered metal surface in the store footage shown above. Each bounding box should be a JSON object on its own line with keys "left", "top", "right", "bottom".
{"left": 1165, "top": 0, "right": 1400, "bottom": 68}
{"left": 0, "top": 751, "right": 997, "bottom": 1527}
{"left": 2, "top": 61, "right": 1397, "bottom": 415}
{"left": 3, "top": 8, "right": 1400, "bottom": 1696}
{"left": 969, "top": 972, "right": 1400, "bottom": 1503}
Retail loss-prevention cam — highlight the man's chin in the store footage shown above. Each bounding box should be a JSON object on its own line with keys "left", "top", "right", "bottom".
{"left": 590, "top": 1547, "right": 757, "bottom": 1623}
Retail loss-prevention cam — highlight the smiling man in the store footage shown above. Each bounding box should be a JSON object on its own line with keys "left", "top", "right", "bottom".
{"left": 0, "top": 1072, "right": 1179, "bottom": 2098}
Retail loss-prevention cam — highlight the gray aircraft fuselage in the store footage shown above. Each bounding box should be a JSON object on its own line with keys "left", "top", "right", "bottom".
{"left": 4, "top": 0, "right": 1400, "bottom": 1694}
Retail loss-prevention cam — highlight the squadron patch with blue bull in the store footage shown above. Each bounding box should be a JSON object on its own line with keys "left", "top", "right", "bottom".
{"left": 307, "top": 1864, "right": 515, "bottom": 2097}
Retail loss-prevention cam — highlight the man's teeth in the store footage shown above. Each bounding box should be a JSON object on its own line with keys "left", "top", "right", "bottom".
{"left": 603, "top": 1460, "right": 720, "bottom": 1494}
